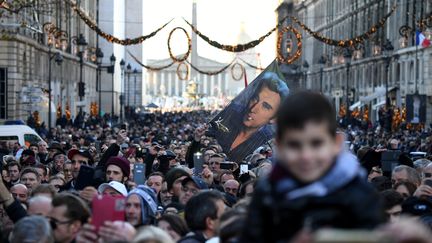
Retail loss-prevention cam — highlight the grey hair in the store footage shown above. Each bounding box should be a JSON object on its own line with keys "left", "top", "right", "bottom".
{"left": 9, "top": 215, "right": 54, "bottom": 243}
{"left": 133, "top": 225, "right": 174, "bottom": 243}
{"left": 414, "top": 159, "right": 432, "bottom": 170}
{"left": 393, "top": 165, "right": 422, "bottom": 185}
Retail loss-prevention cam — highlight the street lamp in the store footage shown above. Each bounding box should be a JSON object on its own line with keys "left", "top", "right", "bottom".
{"left": 126, "top": 63, "right": 132, "bottom": 118}
{"left": 302, "top": 60, "right": 309, "bottom": 89}
{"left": 119, "top": 59, "right": 125, "bottom": 121}
{"left": 318, "top": 55, "right": 326, "bottom": 93}
{"left": 96, "top": 48, "right": 104, "bottom": 116}
{"left": 382, "top": 39, "right": 394, "bottom": 109}
{"left": 110, "top": 54, "right": 116, "bottom": 120}
{"left": 76, "top": 34, "right": 88, "bottom": 114}
{"left": 43, "top": 23, "right": 67, "bottom": 130}
{"left": 133, "top": 68, "right": 138, "bottom": 109}
{"left": 343, "top": 48, "right": 352, "bottom": 121}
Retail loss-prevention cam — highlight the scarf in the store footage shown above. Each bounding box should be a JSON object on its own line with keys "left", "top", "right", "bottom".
{"left": 271, "top": 150, "right": 365, "bottom": 200}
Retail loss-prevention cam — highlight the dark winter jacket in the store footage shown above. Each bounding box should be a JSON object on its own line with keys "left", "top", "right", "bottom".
{"left": 240, "top": 151, "right": 385, "bottom": 242}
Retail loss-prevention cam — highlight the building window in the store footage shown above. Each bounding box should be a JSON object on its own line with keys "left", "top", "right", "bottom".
{"left": 0, "top": 68, "right": 7, "bottom": 119}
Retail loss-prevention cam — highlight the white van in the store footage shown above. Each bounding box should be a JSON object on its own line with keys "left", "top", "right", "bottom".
{"left": 0, "top": 125, "right": 43, "bottom": 147}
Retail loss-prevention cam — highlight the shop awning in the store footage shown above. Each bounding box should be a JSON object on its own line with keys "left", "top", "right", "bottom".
{"left": 372, "top": 100, "right": 386, "bottom": 110}
{"left": 349, "top": 101, "right": 362, "bottom": 111}
{"left": 360, "top": 89, "right": 386, "bottom": 103}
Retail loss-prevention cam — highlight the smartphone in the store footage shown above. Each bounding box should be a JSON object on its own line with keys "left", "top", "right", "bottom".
{"left": 193, "top": 152, "right": 204, "bottom": 175}
{"left": 425, "top": 179, "right": 432, "bottom": 188}
{"left": 220, "top": 162, "right": 234, "bottom": 170}
{"left": 75, "top": 165, "right": 95, "bottom": 190}
{"left": 92, "top": 195, "right": 125, "bottom": 232}
{"left": 133, "top": 164, "right": 146, "bottom": 185}
{"left": 240, "top": 163, "right": 249, "bottom": 174}
{"left": 121, "top": 124, "right": 128, "bottom": 130}
{"left": 95, "top": 141, "right": 101, "bottom": 154}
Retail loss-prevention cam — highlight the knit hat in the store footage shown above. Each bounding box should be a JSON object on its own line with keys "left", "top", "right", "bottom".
{"left": 21, "top": 149, "right": 35, "bottom": 157}
{"left": 106, "top": 156, "right": 131, "bottom": 178}
{"left": 165, "top": 168, "right": 190, "bottom": 192}
{"left": 128, "top": 185, "right": 158, "bottom": 225}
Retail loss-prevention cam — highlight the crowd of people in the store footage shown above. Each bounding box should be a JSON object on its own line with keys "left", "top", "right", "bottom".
{"left": 1, "top": 92, "right": 432, "bottom": 242}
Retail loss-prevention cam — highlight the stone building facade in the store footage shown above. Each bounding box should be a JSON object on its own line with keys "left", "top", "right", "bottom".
{"left": 0, "top": 0, "right": 99, "bottom": 125}
{"left": 277, "top": 0, "right": 432, "bottom": 124}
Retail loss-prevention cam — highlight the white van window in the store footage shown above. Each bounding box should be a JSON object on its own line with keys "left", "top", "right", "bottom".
{"left": 0, "top": 136, "right": 19, "bottom": 149}
{"left": 24, "top": 134, "right": 41, "bottom": 144}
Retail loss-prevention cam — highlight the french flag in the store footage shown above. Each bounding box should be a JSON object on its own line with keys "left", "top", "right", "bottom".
{"left": 416, "top": 30, "right": 431, "bottom": 48}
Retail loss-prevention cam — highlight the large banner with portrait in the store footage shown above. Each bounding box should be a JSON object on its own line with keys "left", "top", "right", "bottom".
{"left": 406, "top": 94, "right": 427, "bottom": 124}
{"left": 208, "top": 60, "right": 289, "bottom": 163}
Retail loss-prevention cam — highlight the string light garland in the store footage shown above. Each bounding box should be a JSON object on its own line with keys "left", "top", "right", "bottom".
{"left": 127, "top": 51, "right": 175, "bottom": 71}
{"left": 185, "top": 59, "right": 235, "bottom": 76}
{"left": 239, "top": 58, "right": 264, "bottom": 71}
{"left": 183, "top": 6, "right": 395, "bottom": 52}
{"left": 70, "top": 0, "right": 172, "bottom": 46}
{"left": 176, "top": 62, "right": 189, "bottom": 80}
{"left": 288, "top": 5, "right": 397, "bottom": 47}
{"left": 231, "top": 62, "right": 245, "bottom": 81}
{"left": 168, "top": 27, "right": 192, "bottom": 63}
{"left": 183, "top": 16, "right": 289, "bottom": 52}
{"left": 277, "top": 26, "right": 302, "bottom": 64}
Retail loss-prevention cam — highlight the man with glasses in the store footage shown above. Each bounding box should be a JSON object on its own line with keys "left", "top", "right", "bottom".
{"left": 48, "top": 193, "right": 90, "bottom": 243}
{"left": 61, "top": 149, "right": 93, "bottom": 191}
{"left": 179, "top": 176, "right": 208, "bottom": 206}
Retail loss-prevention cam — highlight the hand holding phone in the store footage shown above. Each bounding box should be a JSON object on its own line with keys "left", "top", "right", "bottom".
{"left": 133, "top": 164, "right": 146, "bottom": 185}
{"left": 92, "top": 195, "right": 125, "bottom": 232}
{"left": 75, "top": 165, "right": 95, "bottom": 191}
{"left": 193, "top": 152, "right": 204, "bottom": 175}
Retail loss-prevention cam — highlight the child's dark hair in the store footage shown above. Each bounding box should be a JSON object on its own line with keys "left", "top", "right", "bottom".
{"left": 276, "top": 91, "right": 337, "bottom": 140}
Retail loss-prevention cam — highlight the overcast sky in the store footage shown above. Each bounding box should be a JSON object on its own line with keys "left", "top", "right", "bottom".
{"left": 141, "top": 0, "right": 280, "bottom": 66}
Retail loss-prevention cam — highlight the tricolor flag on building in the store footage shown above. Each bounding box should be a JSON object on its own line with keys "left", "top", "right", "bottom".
{"left": 416, "top": 30, "right": 431, "bottom": 48}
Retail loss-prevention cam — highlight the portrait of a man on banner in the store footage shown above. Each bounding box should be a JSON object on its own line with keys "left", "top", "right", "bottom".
{"left": 208, "top": 61, "right": 289, "bottom": 163}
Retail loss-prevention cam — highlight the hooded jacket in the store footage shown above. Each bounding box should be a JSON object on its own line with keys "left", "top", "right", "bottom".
{"left": 240, "top": 151, "right": 385, "bottom": 242}
{"left": 127, "top": 185, "right": 159, "bottom": 226}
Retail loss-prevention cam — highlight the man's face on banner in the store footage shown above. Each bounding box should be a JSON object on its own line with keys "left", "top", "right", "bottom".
{"left": 244, "top": 85, "right": 280, "bottom": 129}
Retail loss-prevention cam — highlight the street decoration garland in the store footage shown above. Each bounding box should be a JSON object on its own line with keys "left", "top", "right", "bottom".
{"left": 70, "top": 0, "right": 172, "bottom": 45}
{"left": 183, "top": 17, "right": 287, "bottom": 52}
{"left": 231, "top": 62, "right": 245, "bottom": 81}
{"left": 239, "top": 58, "right": 263, "bottom": 71}
{"left": 185, "top": 59, "right": 235, "bottom": 76}
{"left": 287, "top": 5, "right": 397, "bottom": 48}
{"left": 176, "top": 62, "right": 189, "bottom": 80}
{"left": 168, "top": 27, "right": 192, "bottom": 63}
{"left": 183, "top": 6, "right": 396, "bottom": 52}
{"left": 127, "top": 51, "right": 175, "bottom": 71}
{"left": 277, "top": 26, "right": 302, "bottom": 64}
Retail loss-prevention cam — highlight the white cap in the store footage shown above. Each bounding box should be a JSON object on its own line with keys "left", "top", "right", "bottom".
{"left": 98, "top": 181, "right": 128, "bottom": 197}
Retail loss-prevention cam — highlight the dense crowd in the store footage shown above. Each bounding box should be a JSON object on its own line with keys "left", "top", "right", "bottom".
{"left": 2, "top": 92, "right": 432, "bottom": 243}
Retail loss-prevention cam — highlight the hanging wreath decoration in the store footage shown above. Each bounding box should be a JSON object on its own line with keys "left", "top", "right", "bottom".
{"left": 176, "top": 62, "right": 189, "bottom": 80}
{"left": 277, "top": 26, "right": 302, "bottom": 64}
{"left": 231, "top": 62, "right": 245, "bottom": 81}
{"left": 127, "top": 51, "right": 175, "bottom": 71}
{"left": 168, "top": 27, "right": 192, "bottom": 63}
